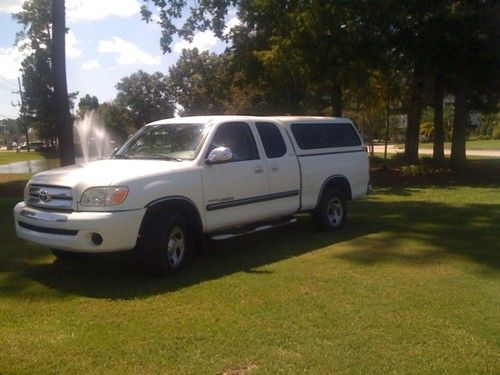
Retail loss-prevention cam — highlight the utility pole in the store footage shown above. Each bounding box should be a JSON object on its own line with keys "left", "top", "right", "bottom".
{"left": 15, "top": 77, "right": 30, "bottom": 152}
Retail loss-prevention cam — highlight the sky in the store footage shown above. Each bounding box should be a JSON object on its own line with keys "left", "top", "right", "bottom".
{"left": 0, "top": 0, "right": 238, "bottom": 120}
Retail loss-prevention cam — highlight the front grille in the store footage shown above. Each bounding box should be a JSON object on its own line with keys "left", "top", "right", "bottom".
{"left": 26, "top": 184, "right": 73, "bottom": 211}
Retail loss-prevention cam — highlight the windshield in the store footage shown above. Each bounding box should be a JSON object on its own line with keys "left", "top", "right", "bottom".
{"left": 115, "top": 123, "right": 208, "bottom": 161}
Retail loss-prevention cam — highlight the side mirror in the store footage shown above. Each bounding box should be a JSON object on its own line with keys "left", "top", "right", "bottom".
{"left": 206, "top": 146, "right": 232, "bottom": 164}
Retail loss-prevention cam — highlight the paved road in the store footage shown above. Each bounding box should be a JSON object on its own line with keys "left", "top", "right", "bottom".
{"left": 372, "top": 145, "right": 500, "bottom": 158}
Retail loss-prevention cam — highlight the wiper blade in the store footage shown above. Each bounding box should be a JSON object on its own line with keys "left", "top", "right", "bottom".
{"left": 148, "top": 154, "right": 183, "bottom": 162}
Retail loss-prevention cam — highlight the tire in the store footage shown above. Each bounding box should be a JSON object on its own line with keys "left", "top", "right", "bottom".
{"left": 51, "top": 249, "right": 85, "bottom": 261}
{"left": 311, "top": 187, "right": 347, "bottom": 231}
{"left": 137, "top": 212, "right": 192, "bottom": 277}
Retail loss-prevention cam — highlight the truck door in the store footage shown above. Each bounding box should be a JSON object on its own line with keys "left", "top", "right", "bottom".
{"left": 202, "top": 121, "right": 270, "bottom": 231}
{"left": 255, "top": 121, "right": 301, "bottom": 217}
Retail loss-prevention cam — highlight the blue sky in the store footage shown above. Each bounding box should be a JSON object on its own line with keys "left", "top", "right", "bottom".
{"left": 0, "top": 0, "right": 237, "bottom": 120}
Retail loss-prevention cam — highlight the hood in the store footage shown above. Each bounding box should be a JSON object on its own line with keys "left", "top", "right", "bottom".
{"left": 30, "top": 159, "right": 193, "bottom": 189}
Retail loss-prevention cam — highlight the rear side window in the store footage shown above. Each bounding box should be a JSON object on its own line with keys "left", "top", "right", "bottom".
{"left": 209, "top": 122, "right": 259, "bottom": 161}
{"left": 291, "top": 122, "right": 361, "bottom": 149}
{"left": 256, "top": 122, "right": 287, "bottom": 158}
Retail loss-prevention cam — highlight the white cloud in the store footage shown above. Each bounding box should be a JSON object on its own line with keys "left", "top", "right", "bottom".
{"left": 66, "top": 30, "right": 82, "bottom": 59}
{"left": 0, "top": 47, "right": 23, "bottom": 80}
{"left": 224, "top": 16, "right": 241, "bottom": 36}
{"left": 0, "top": 0, "right": 23, "bottom": 13}
{"left": 67, "top": 0, "right": 140, "bottom": 21}
{"left": 173, "top": 31, "right": 219, "bottom": 53}
{"left": 0, "top": 0, "right": 140, "bottom": 19}
{"left": 98, "top": 37, "right": 160, "bottom": 65}
{"left": 81, "top": 59, "right": 101, "bottom": 70}
{"left": 0, "top": 32, "right": 79, "bottom": 80}
{"left": 0, "top": 39, "right": 33, "bottom": 80}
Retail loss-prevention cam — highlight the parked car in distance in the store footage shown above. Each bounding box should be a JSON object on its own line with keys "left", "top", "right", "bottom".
{"left": 14, "top": 116, "right": 370, "bottom": 276}
{"left": 18, "top": 141, "right": 47, "bottom": 151}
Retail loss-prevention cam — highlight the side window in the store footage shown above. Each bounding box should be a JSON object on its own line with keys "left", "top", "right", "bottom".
{"left": 291, "top": 122, "right": 362, "bottom": 149}
{"left": 209, "top": 122, "right": 259, "bottom": 161}
{"left": 256, "top": 122, "right": 287, "bottom": 158}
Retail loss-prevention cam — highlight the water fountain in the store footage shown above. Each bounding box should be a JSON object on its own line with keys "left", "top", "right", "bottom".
{"left": 0, "top": 111, "right": 117, "bottom": 173}
{"left": 74, "top": 110, "right": 116, "bottom": 163}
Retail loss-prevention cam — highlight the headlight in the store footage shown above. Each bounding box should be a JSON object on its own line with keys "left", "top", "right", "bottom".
{"left": 80, "top": 187, "right": 129, "bottom": 207}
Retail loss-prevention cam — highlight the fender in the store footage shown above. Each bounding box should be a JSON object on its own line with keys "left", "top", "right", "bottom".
{"left": 316, "top": 174, "right": 352, "bottom": 207}
{"left": 144, "top": 195, "right": 205, "bottom": 233}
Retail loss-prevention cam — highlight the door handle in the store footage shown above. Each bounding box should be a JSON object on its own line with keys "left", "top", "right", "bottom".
{"left": 270, "top": 164, "right": 280, "bottom": 172}
{"left": 254, "top": 166, "right": 264, "bottom": 174}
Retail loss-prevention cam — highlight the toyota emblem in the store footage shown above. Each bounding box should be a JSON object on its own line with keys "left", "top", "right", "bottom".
{"left": 39, "top": 189, "right": 52, "bottom": 202}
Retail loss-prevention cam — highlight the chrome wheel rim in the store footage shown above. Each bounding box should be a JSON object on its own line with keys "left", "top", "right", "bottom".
{"left": 166, "top": 227, "right": 185, "bottom": 268}
{"left": 327, "top": 197, "right": 343, "bottom": 227}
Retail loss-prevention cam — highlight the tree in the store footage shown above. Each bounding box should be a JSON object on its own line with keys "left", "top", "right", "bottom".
{"left": 19, "top": 49, "right": 57, "bottom": 141}
{"left": 14, "top": 0, "right": 56, "bottom": 142}
{"left": 14, "top": 0, "right": 76, "bottom": 164}
{"left": 52, "top": 0, "right": 74, "bottom": 165}
{"left": 115, "top": 70, "right": 175, "bottom": 128}
{"left": 141, "top": 1, "right": 376, "bottom": 116}
{"left": 432, "top": 73, "right": 446, "bottom": 163}
{"left": 142, "top": 0, "right": 498, "bottom": 169}
{"left": 168, "top": 49, "right": 233, "bottom": 115}
{"left": 445, "top": 1, "right": 498, "bottom": 169}
{"left": 77, "top": 94, "right": 99, "bottom": 118}
{"left": 96, "top": 101, "right": 134, "bottom": 142}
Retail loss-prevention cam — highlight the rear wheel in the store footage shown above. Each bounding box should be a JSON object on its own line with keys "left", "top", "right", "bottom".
{"left": 137, "top": 212, "right": 192, "bottom": 277}
{"left": 311, "top": 188, "right": 347, "bottom": 231}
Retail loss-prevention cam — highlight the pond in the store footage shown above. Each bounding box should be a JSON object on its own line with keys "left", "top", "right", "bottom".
{"left": 0, "top": 159, "right": 62, "bottom": 174}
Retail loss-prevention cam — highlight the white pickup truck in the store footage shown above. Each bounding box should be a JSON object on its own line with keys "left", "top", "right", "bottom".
{"left": 14, "top": 116, "right": 369, "bottom": 276}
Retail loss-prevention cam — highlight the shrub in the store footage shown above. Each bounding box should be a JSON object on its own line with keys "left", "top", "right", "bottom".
{"left": 400, "top": 164, "right": 426, "bottom": 177}
{"left": 390, "top": 152, "right": 405, "bottom": 163}
{"left": 493, "top": 125, "right": 500, "bottom": 139}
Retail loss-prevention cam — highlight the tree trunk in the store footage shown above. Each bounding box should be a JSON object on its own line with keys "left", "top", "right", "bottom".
{"left": 52, "top": 0, "right": 75, "bottom": 166}
{"left": 331, "top": 81, "right": 342, "bottom": 117}
{"left": 433, "top": 72, "right": 445, "bottom": 164}
{"left": 404, "top": 69, "right": 424, "bottom": 163}
{"left": 25, "top": 128, "right": 30, "bottom": 152}
{"left": 451, "top": 82, "right": 468, "bottom": 169}
{"left": 383, "top": 102, "right": 390, "bottom": 165}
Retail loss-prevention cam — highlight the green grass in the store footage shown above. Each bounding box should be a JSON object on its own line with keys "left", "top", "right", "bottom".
{"left": 399, "top": 139, "right": 500, "bottom": 151}
{"left": 0, "top": 151, "right": 57, "bottom": 165}
{"left": 0, "top": 168, "right": 499, "bottom": 374}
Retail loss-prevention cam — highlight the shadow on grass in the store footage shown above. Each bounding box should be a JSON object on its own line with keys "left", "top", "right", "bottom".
{"left": 0, "top": 178, "right": 28, "bottom": 198}
{"left": 0, "top": 198, "right": 495, "bottom": 301}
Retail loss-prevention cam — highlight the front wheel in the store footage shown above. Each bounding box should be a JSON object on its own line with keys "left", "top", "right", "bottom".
{"left": 311, "top": 188, "right": 347, "bottom": 231}
{"left": 137, "top": 213, "right": 192, "bottom": 277}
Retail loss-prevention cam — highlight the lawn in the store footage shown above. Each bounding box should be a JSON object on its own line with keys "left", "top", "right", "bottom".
{"left": 0, "top": 164, "right": 499, "bottom": 374}
{"left": 402, "top": 139, "right": 500, "bottom": 151}
{"left": 0, "top": 150, "right": 56, "bottom": 165}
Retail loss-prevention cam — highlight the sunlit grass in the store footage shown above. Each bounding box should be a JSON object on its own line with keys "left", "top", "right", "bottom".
{"left": 397, "top": 139, "right": 500, "bottom": 151}
{"left": 0, "top": 151, "right": 56, "bottom": 165}
{"left": 0, "top": 172, "right": 498, "bottom": 374}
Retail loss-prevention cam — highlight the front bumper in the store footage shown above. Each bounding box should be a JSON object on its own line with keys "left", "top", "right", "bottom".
{"left": 14, "top": 202, "right": 146, "bottom": 253}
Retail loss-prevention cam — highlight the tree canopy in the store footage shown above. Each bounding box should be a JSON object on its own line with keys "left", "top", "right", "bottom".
{"left": 115, "top": 70, "right": 175, "bottom": 129}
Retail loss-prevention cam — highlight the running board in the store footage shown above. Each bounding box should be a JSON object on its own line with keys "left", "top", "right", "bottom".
{"left": 209, "top": 217, "right": 297, "bottom": 241}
